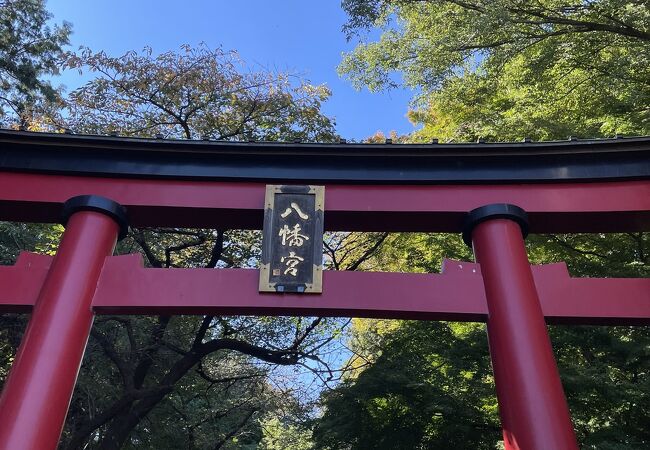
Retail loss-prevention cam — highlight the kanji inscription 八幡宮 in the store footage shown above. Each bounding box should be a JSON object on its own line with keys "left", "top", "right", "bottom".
{"left": 259, "top": 185, "right": 324, "bottom": 293}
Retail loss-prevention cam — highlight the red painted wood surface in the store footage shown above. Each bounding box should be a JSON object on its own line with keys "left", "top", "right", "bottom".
{"left": 92, "top": 255, "right": 487, "bottom": 320}
{"left": 0, "top": 212, "right": 119, "bottom": 450}
{"left": 1, "top": 252, "right": 648, "bottom": 324}
{"left": 0, "top": 252, "right": 51, "bottom": 312}
{"left": 472, "top": 218, "right": 579, "bottom": 450}
{"left": 0, "top": 172, "right": 649, "bottom": 232}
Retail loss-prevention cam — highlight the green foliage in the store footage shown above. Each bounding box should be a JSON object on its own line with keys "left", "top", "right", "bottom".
{"left": 0, "top": 0, "right": 70, "bottom": 126}
{"left": 260, "top": 416, "right": 315, "bottom": 450}
{"left": 59, "top": 44, "right": 337, "bottom": 142}
{"left": 527, "top": 233, "right": 650, "bottom": 278}
{"left": 551, "top": 325, "right": 650, "bottom": 449}
{"left": 408, "top": 55, "right": 650, "bottom": 142}
{"left": 72, "top": 325, "right": 275, "bottom": 449}
{"left": 314, "top": 234, "right": 493, "bottom": 449}
{"left": 342, "top": 1, "right": 650, "bottom": 88}
{"left": 314, "top": 232, "right": 650, "bottom": 449}
{"left": 340, "top": 0, "right": 650, "bottom": 140}
{"left": 0, "top": 221, "right": 62, "bottom": 264}
{"left": 314, "top": 321, "right": 499, "bottom": 449}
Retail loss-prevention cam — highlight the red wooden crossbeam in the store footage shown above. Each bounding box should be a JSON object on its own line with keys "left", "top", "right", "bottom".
{"left": 0, "top": 173, "right": 649, "bottom": 232}
{"left": 2, "top": 252, "right": 648, "bottom": 325}
{"left": 0, "top": 252, "right": 52, "bottom": 312}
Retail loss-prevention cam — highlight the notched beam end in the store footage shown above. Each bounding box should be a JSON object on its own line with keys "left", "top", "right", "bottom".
{"left": 0, "top": 251, "right": 53, "bottom": 312}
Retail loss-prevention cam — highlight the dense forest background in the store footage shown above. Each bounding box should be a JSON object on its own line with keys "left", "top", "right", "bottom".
{"left": 0, "top": 0, "right": 648, "bottom": 448}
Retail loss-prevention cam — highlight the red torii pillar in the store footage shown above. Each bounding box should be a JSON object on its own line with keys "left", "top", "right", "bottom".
{"left": 464, "top": 204, "right": 578, "bottom": 450}
{"left": 0, "top": 196, "right": 128, "bottom": 450}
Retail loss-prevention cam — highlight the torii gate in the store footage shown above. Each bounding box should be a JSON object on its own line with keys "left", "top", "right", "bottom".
{"left": 0, "top": 129, "right": 648, "bottom": 450}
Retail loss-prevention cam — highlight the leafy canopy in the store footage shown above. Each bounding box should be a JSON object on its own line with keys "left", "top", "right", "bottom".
{"left": 340, "top": 0, "right": 650, "bottom": 140}
{"left": 60, "top": 45, "right": 337, "bottom": 142}
{"left": 0, "top": 0, "right": 70, "bottom": 126}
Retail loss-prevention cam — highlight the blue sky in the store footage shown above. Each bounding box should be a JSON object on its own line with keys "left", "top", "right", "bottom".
{"left": 46, "top": 0, "right": 416, "bottom": 140}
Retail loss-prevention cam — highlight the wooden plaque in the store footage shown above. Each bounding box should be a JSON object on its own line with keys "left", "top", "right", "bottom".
{"left": 259, "top": 185, "right": 324, "bottom": 293}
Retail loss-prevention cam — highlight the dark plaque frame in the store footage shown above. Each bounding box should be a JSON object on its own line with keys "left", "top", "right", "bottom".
{"left": 259, "top": 185, "right": 324, "bottom": 293}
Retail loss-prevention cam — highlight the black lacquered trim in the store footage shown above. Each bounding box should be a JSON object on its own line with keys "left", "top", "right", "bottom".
{"left": 1, "top": 130, "right": 649, "bottom": 184}
{"left": 61, "top": 195, "right": 129, "bottom": 240}
{"left": 462, "top": 204, "right": 529, "bottom": 247}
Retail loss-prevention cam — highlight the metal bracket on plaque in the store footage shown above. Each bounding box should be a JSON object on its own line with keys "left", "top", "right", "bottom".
{"left": 259, "top": 185, "right": 324, "bottom": 294}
